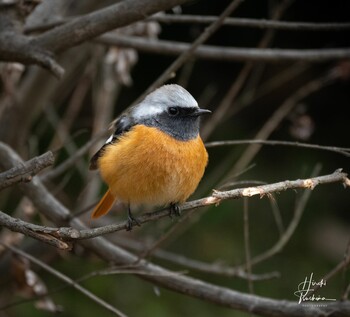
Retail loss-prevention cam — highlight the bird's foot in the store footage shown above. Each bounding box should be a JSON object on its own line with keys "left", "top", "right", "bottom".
{"left": 169, "top": 203, "right": 181, "bottom": 218}
{"left": 126, "top": 207, "right": 141, "bottom": 231}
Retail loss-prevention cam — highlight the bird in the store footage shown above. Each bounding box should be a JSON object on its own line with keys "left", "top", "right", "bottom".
{"left": 89, "top": 84, "right": 211, "bottom": 230}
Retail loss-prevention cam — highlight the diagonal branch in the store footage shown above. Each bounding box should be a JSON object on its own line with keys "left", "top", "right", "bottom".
{"left": 33, "top": 0, "right": 191, "bottom": 53}
{"left": 2, "top": 243, "right": 128, "bottom": 317}
{"left": 0, "top": 151, "right": 55, "bottom": 190}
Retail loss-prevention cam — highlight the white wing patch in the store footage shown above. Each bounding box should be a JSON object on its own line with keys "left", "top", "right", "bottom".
{"left": 105, "top": 135, "right": 113, "bottom": 144}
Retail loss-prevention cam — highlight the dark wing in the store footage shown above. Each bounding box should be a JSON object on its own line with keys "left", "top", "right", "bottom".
{"left": 89, "top": 114, "right": 135, "bottom": 170}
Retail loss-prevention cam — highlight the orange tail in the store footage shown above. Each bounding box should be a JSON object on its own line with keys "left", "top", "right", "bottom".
{"left": 91, "top": 189, "right": 116, "bottom": 219}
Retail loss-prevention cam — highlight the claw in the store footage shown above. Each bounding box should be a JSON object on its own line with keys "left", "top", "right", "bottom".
{"left": 126, "top": 205, "right": 141, "bottom": 231}
{"left": 169, "top": 203, "right": 181, "bottom": 218}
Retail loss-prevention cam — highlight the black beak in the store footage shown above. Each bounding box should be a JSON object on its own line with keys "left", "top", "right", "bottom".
{"left": 192, "top": 108, "right": 212, "bottom": 117}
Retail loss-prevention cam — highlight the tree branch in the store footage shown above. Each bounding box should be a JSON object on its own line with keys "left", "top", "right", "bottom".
{"left": 149, "top": 14, "right": 350, "bottom": 31}
{"left": 24, "top": 15, "right": 350, "bottom": 35}
{"left": 0, "top": 151, "right": 54, "bottom": 190}
{"left": 0, "top": 164, "right": 348, "bottom": 244}
{"left": 113, "top": 236, "right": 280, "bottom": 281}
{"left": 0, "top": 0, "right": 64, "bottom": 78}
{"left": 96, "top": 34, "right": 350, "bottom": 62}
{"left": 2, "top": 243, "right": 128, "bottom": 317}
{"left": 1, "top": 142, "right": 350, "bottom": 317}
{"left": 205, "top": 139, "right": 350, "bottom": 157}
{"left": 33, "top": 0, "right": 191, "bottom": 53}
{"left": 132, "top": 0, "right": 246, "bottom": 104}
{"left": 0, "top": 211, "right": 73, "bottom": 250}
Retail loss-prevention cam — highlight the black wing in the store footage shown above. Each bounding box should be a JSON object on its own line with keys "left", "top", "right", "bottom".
{"left": 89, "top": 114, "right": 135, "bottom": 170}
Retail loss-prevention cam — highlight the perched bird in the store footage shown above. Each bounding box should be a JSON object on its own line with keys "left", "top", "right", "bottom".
{"left": 90, "top": 84, "right": 210, "bottom": 229}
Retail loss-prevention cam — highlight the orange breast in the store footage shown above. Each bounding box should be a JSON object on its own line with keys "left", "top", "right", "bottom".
{"left": 98, "top": 125, "right": 208, "bottom": 206}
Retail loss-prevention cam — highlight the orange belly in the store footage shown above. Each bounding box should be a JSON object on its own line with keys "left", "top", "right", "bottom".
{"left": 98, "top": 125, "right": 208, "bottom": 206}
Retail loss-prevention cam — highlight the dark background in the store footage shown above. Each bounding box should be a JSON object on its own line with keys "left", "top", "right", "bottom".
{"left": 1, "top": 0, "right": 350, "bottom": 316}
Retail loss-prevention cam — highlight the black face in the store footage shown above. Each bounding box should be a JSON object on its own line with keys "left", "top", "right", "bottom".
{"left": 140, "top": 106, "right": 210, "bottom": 141}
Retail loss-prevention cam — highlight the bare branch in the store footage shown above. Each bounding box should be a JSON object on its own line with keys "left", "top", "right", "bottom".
{"left": 41, "top": 130, "right": 107, "bottom": 181}
{"left": 0, "top": 0, "right": 64, "bottom": 78}
{"left": 1, "top": 142, "right": 350, "bottom": 317}
{"left": 132, "top": 0, "right": 246, "bottom": 104}
{"left": 201, "top": 0, "right": 290, "bottom": 140}
{"left": 0, "top": 151, "right": 54, "bottom": 190}
{"left": 205, "top": 139, "right": 350, "bottom": 157}
{"left": 149, "top": 14, "right": 350, "bottom": 31}
{"left": 2, "top": 243, "right": 128, "bottom": 317}
{"left": 246, "top": 165, "right": 321, "bottom": 267}
{"left": 96, "top": 34, "right": 350, "bottom": 62}
{"left": 33, "top": 0, "right": 191, "bottom": 53}
{"left": 0, "top": 164, "right": 347, "bottom": 243}
{"left": 0, "top": 211, "right": 73, "bottom": 250}
{"left": 114, "top": 236, "right": 280, "bottom": 281}
{"left": 24, "top": 15, "right": 350, "bottom": 35}
{"left": 224, "top": 70, "right": 338, "bottom": 180}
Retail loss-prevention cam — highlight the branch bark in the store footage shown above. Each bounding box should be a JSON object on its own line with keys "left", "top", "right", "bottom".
{"left": 0, "top": 151, "right": 54, "bottom": 190}
{"left": 149, "top": 14, "right": 350, "bottom": 31}
{"left": 96, "top": 34, "right": 350, "bottom": 62}
{"left": 205, "top": 140, "right": 350, "bottom": 157}
{"left": 33, "top": 0, "right": 191, "bottom": 53}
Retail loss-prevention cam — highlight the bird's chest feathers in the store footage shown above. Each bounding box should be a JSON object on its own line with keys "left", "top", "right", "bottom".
{"left": 98, "top": 125, "right": 208, "bottom": 205}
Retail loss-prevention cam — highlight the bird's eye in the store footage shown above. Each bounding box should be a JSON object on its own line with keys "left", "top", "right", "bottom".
{"left": 168, "top": 107, "right": 179, "bottom": 116}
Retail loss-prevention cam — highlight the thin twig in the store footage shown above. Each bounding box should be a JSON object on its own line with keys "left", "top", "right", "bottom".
{"left": 0, "top": 151, "right": 55, "bottom": 190}
{"left": 308, "top": 237, "right": 350, "bottom": 297}
{"left": 41, "top": 130, "right": 108, "bottom": 181}
{"left": 201, "top": 0, "right": 291, "bottom": 140}
{"left": 243, "top": 198, "right": 254, "bottom": 294}
{"left": 113, "top": 236, "right": 279, "bottom": 281}
{"left": 246, "top": 164, "right": 322, "bottom": 267}
{"left": 97, "top": 34, "right": 350, "bottom": 63}
{"left": 149, "top": 14, "right": 350, "bottom": 31}
{"left": 0, "top": 166, "right": 347, "bottom": 243}
{"left": 132, "top": 0, "right": 246, "bottom": 105}
{"left": 1, "top": 243, "right": 128, "bottom": 317}
{"left": 205, "top": 139, "right": 350, "bottom": 158}
{"left": 223, "top": 70, "right": 338, "bottom": 181}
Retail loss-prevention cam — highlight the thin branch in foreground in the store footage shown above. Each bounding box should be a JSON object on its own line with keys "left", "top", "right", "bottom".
{"left": 205, "top": 139, "right": 350, "bottom": 157}
{"left": 1, "top": 243, "right": 128, "bottom": 317}
{"left": 0, "top": 151, "right": 55, "bottom": 190}
{"left": 149, "top": 14, "right": 350, "bottom": 31}
{"left": 0, "top": 169, "right": 347, "bottom": 245}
